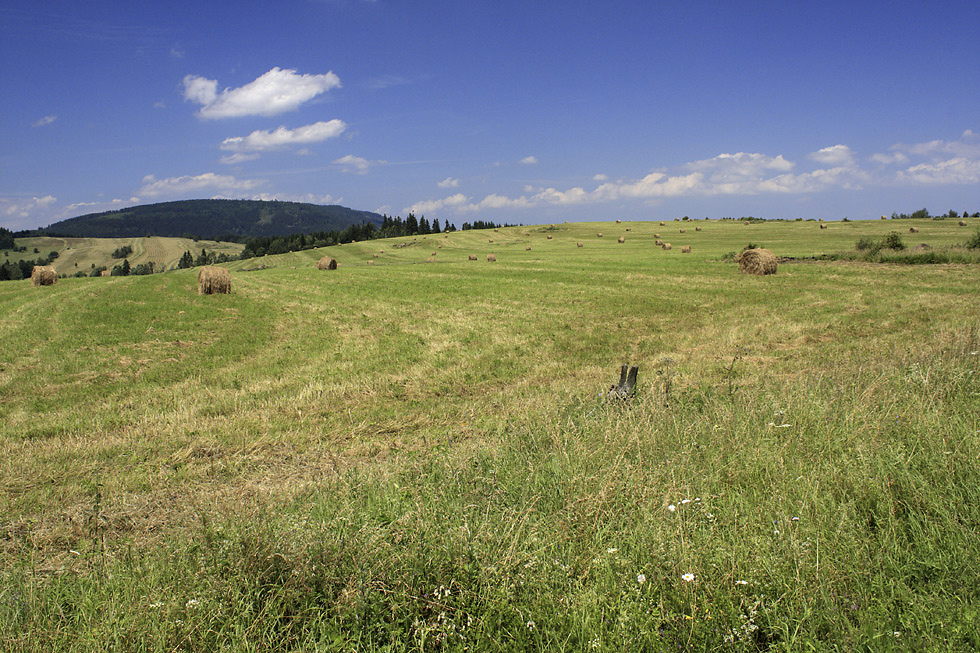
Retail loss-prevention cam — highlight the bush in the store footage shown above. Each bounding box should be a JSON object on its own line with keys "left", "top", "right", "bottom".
{"left": 966, "top": 229, "right": 980, "bottom": 250}
{"left": 882, "top": 232, "right": 905, "bottom": 251}
{"left": 855, "top": 237, "right": 881, "bottom": 253}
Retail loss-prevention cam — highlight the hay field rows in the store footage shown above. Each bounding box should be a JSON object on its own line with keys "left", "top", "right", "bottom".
{"left": 2, "top": 218, "right": 979, "bottom": 650}
{"left": 3, "top": 236, "right": 244, "bottom": 275}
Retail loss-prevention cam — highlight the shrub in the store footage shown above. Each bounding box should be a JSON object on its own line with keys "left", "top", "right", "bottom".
{"left": 966, "top": 229, "right": 980, "bottom": 250}
{"left": 882, "top": 232, "right": 905, "bottom": 251}
{"left": 855, "top": 237, "right": 882, "bottom": 254}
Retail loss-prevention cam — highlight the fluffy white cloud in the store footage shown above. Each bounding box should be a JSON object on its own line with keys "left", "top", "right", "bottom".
{"left": 438, "top": 177, "right": 460, "bottom": 188}
{"left": 138, "top": 172, "right": 264, "bottom": 197}
{"left": 685, "top": 152, "right": 794, "bottom": 180}
{"left": 182, "top": 67, "right": 341, "bottom": 119}
{"left": 1, "top": 195, "right": 57, "bottom": 219}
{"left": 405, "top": 193, "right": 469, "bottom": 215}
{"left": 897, "top": 158, "right": 980, "bottom": 185}
{"left": 333, "top": 155, "right": 383, "bottom": 174}
{"left": 520, "top": 155, "right": 538, "bottom": 165}
{"left": 220, "top": 120, "right": 347, "bottom": 152}
{"left": 809, "top": 144, "right": 855, "bottom": 167}
{"left": 251, "top": 192, "right": 339, "bottom": 204}
{"left": 32, "top": 115, "right": 57, "bottom": 128}
{"left": 869, "top": 151, "right": 910, "bottom": 166}
{"left": 593, "top": 173, "right": 609, "bottom": 181}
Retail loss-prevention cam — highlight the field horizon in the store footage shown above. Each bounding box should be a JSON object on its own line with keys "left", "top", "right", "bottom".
{"left": 2, "top": 217, "right": 979, "bottom": 650}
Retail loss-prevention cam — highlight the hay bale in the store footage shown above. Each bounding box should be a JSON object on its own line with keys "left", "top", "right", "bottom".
{"left": 881, "top": 215, "right": 888, "bottom": 220}
{"left": 31, "top": 265, "right": 57, "bottom": 287}
{"left": 618, "top": 236, "right": 626, "bottom": 243}
{"left": 695, "top": 226, "right": 702, "bottom": 231}
{"left": 615, "top": 219, "right": 622, "bottom": 224}
{"left": 654, "top": 233, "right": 661, "bottom": 238}
{"left": 198, "top": 266, "right": 231, "bottom": 295}
{"left": 547, "top": 235, "right": 553, "bottom": 240}
{"left": 655, "top": 239, "right": 663, "bottom": 246}
{"left": 526, "top": 246, "right": 532, "bottom": 251}
{"left": 100, "top": 270, "right": 110, "bottom": 277}
{"left": 736, "top": 248, "right": 778, "bottom": 276}
{"left": 626, "top": 227, "right": 631, "bottom": 231}
{"left": 577, "top": 242, "right": 583, "bottom": 247}
{"left": 487, "top": 254, "right": 497, "bottom": 262}
{"left": 959, "top": 220, "right": 968, "bottom": 226}
{"left": 366, "top": 259, "right": 375, "bottom": 265}
{"left": 597, "top": 232, "right": 603, "bottom": 238}
{"left": 662, "top": 243, "right": 672, "bottom": 250}
{"left": 468, "top": 254, "right": 478, "bottom": 260}
{"left": 819, "top": 224, "right": 827, "bottom": 229}
{"left": 316, "top": 256, "right": 338, "bottom": 270}
{"left": 681, "top": 245, "right": 691, "bottom": 253}
{"left": 679, "top": 229, "right": 686, "bottom": 233}
{"left": 909, "top": 226, "right": 919, "bottom": 233}
{"left": 659, "top": 221, "right": 665, "bottom": 226}
{"left": 431, "top": 251, "right": 437, "bottom": 256}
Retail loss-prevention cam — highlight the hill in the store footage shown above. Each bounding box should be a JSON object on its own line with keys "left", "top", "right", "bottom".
{"left": 3, "top": 218, "right": 980, "bottom": 649}
{"left": 38, "top": 199, "right": 384, "bottom": 240}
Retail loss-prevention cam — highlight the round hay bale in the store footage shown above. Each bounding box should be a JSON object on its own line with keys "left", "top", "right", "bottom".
{"left": 366, "top": 259, "right": 375, "bottom": 265}
{"left": 626, "top": 227, "right": 631, "bottom": 231}
{"left": 198, "top": 266, "right": 231, "bottom": 295}
{"left": 577, "top": 242, "right": 583, "bottom": 247}
{"left": 736, "top": 248, "right": 778, "bottom": 276}
{"left": 615, "top": 219, "right": 622, "bottom": 224}
{"left": 881, "top": 215, "right": 888, "bottom": 220}
{"left": 959, "top": 220, "right": 968, "bottom": 226}
{"left": 597, "top": 232, "right": 603, "bottom": 237}
{"left": 681, "top": 245, "right": 691, "bottom": 253}
{"left": 372, "top": 253, "right": 379, "bottom": 258}
{"left": 662, "top": 243, "right": 672, "bottom": 250}
{"left": 695, "top": 226, "right": 702, "bottom": 231}
{"left": 489, "top": 239, "right": 493, "bottom": 243}
{"left": 526, "top": 246, "right": 532, "bottom": 251}
{"left": 654, "top": 233, "right": 661, "bottom": 238}
{"left": 659, "top": 221, "right": 665, "bottom": 226}
{"left": 819, "top": 224, "right": 827, "bottom": 229}
{"left": 316, "top": 256, "right": 338, "bottom": 270}
{"left": 655, "top": 239, "right": 663, "bottom": 246}
{"left": 487, "top": 253, "right": 497, "bottom": 262}
{"left": 431, "top": 251, "right": 437, "bottom": 256}
{"left": 618, "top": 236, "right": 626, "bottom": 243}
{"left": 100, "top": 270, "right": 110, "bottom": 277}
{"left": 31, "top": 265, "right": 57, "bottom": 287}
{"left": 679, "top": 229, "right": 686, "bottom": 233}
{"left": 909, "top": 226, "right": 919, "bottom": 233}
{"left": 547, "top": 235, "right": 553, "bottom": 240}
{"left": 468, "top": 254, "right": 478, "bottom": 261}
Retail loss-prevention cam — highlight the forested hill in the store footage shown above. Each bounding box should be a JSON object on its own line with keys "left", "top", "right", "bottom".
{"left": 38, "top": 199, "right": 384, "bottom": 240}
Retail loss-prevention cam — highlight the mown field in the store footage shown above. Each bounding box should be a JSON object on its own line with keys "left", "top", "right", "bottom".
{"left": 3, "top": 236, "right": 244, "bottom": 275}
{"left": 2, "top": 218, "right": 979, "bottom": 651}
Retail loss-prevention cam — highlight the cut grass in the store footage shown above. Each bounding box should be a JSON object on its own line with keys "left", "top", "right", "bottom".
{"left": 2, "top": 219, "right": 979, "bottom": 650}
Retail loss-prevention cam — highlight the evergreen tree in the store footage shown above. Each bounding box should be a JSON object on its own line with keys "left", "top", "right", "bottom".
{"left": 406, "top": 212, "right": 419, "bottom": 235}
{"left": 432, "top": 218, "right": 441, "bottom": 234}
{"left": 177, "top": 251, "right": 194, "bottom": 269}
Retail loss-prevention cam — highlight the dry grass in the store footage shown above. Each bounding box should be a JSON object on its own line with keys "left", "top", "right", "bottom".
{"left": 736, "top": 247, "right": 778, "bottom": 275}
{"left": 316, "top": 256, "right": 338, "bottom": 270}
{"left": 30, "top": 265, "right": 57, "bottom": 287}
{"left": 198, "top": 266, "right": 231, "bottom": 294}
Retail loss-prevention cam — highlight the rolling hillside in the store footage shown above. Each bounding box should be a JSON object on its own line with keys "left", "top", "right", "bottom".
{"left": 38, "top": 199, "right": 384, "bottom": 239}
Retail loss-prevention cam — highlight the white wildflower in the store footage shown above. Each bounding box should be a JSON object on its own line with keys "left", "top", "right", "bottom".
{"left": 681, "top": 499, "right": 691, "bottom": 505}
{"left": 607, "top": 548, "right": 618, "bottom": 554}
{"left": 667, "top": 504, "right": 676, "bottom": 512}
{"left": 735, "top": 580, "right": 748, "bottom": 586}
{"left": 185, "top": 599, "right": 200, "bottom": 608}
{"left": 637, "top": 574, "right": 646, "bottom": 584}
{"left": 681, "top": 573, "right": 695, "bottom": 582}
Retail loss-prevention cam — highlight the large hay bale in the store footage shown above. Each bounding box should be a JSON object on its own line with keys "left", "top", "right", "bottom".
{"left": 618, "top": 236, "right": 626, "bottom": 243}
{"left": 736, "top": 248, "right": 778, "bottom": 276}
{"left": 316, "top": 256, "right": 338, "bottom": 270}
{"left": 654, "top": 233, "right": 661, "bottom": 239}
{"left": 525, "top": 246, "right": 531, "bottom": 251}
{"left": 681, "top": 245, "right": 692, "bottom": 253}
{"left": 597, "top": 232, "right": 603, "bottom": 238}
{"left": 615, "top": 219, "right": 622, "bottom": 224}
{"left": 959, "top": 220, "right": 968, "bottom": 226}
{"left": 487, "top": 254, "right": 497, "bottom": 262}
{"left": 198, "top": 266, "right": 231, "bottom": 295}
{"left": 695, "top": 226, "right": 702, "bottom": 231}
{"left": 655, "top": 239, "right": 663, "bottom": 246}
{"left": 679, "top": 229, "right": 686, "bottom": 233}
{"left": 662, "top": 243, "right": 672, "bottom": 250}
{"left": 31, "top": 265, "right": 57, "bottom": 287}
{"left": 659, "top": 221, "right": 665, "bottom": 226}
{"left": 881, "top": 215, "right": 888, "bottom": 220}
{"left": 819, "top": 224, "right": 827, "bottom": 229}
{"left": 468, "top": 254, "right": 478, "bottom": 260}
{"left": 909, "top": 226, "right": 919, "bottom": 233}
{"left": 547, "top": 235, "right": 553, "bottom": 240}
{"left": 577, "top": 242, "right": 583, "bottom": 247}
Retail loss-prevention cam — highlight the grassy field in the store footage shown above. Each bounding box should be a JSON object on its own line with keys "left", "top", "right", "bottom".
{"left": 2, "top": 217, "right": 979, "bottom": 651}
{"left": 3, "top": 236, "right": 244, "bottom": 275}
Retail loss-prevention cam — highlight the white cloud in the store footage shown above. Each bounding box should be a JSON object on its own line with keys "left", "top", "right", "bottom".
{"left": 182, "top": 67, "right": 341, "bottom": 119}
{"left": 405, "top": 193, "right": 469, "bottom": 215}
{"left": 593, "top": 173, "right": 608, "bottom": 181}
{"left": 138, "top": 172, "right": 264, "bottom": 198}
{"left": 1, "top": 195, "right": 57, "bottom": 220}
{"left": 220, "top": 120, "right": 347, "bottom": 152}
{"left": 869, "top": 151, "right": 909, "bottom": 166}
{"left": 685, "top": 152, "right": 794, "bottom": 180}
{"left": 520, "top": 155, "right": 538, "bottom": 165}
{"left": 437, "top": 177, "right": 460, "bottom": 188}
{"left": 219, "top": 152, "right": 261, "bottom": 165}
{"left": 333, "top": 154, "right": 383, "bottom": 174}
{"left": 32, "top": 115, "right": 57, "bottom": 127}
{"left": 809, "top": 144, "right": 855, "bottom": 167}
{"left": 897, "top": 158, "right": 980, "bottom": 185}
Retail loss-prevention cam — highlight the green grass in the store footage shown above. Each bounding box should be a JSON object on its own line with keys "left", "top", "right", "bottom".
{"left": 2, "top": 218, "right": 980, "bottom": 650}
{"left": 3, "top": 236, "right": 244, "bottom": 275}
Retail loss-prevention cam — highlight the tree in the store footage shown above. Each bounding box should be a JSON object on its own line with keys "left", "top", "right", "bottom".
{"left": 431, "top": 218, "right": 441, "bottom": 234}
{"left": 177, "top": 251, "right": 194, "bottom": 269}
{"left": 406, "top": 212, "right": 419, "bottom": 235}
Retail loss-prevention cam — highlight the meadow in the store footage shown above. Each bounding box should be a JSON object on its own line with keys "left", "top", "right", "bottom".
{"left": 1, "top": 217, "right": 979, "bottom": 651}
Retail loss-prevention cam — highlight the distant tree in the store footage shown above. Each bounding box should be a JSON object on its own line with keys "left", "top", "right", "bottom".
{"left": 406, "top": 212, "right": 419, "bottom": 235}
{"left": 177, "top": 251, "right": 194, "bottom": 269}
{"left": 0, "top": 227, "right": 14, "bottom": 250}
{"left": 910, "top": 208, "right": 930, "bottom": 220}
{"left": 431, "top": 218, "right": 441, "bottom": 234}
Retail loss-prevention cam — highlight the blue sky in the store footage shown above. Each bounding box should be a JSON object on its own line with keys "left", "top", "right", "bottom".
{"left": 3, "top": 0, "right": 979, "bottom": 231}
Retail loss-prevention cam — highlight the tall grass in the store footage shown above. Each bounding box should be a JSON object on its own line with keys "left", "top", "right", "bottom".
{"left": 2, "top": 219, "right": 979, "bottom": 650}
